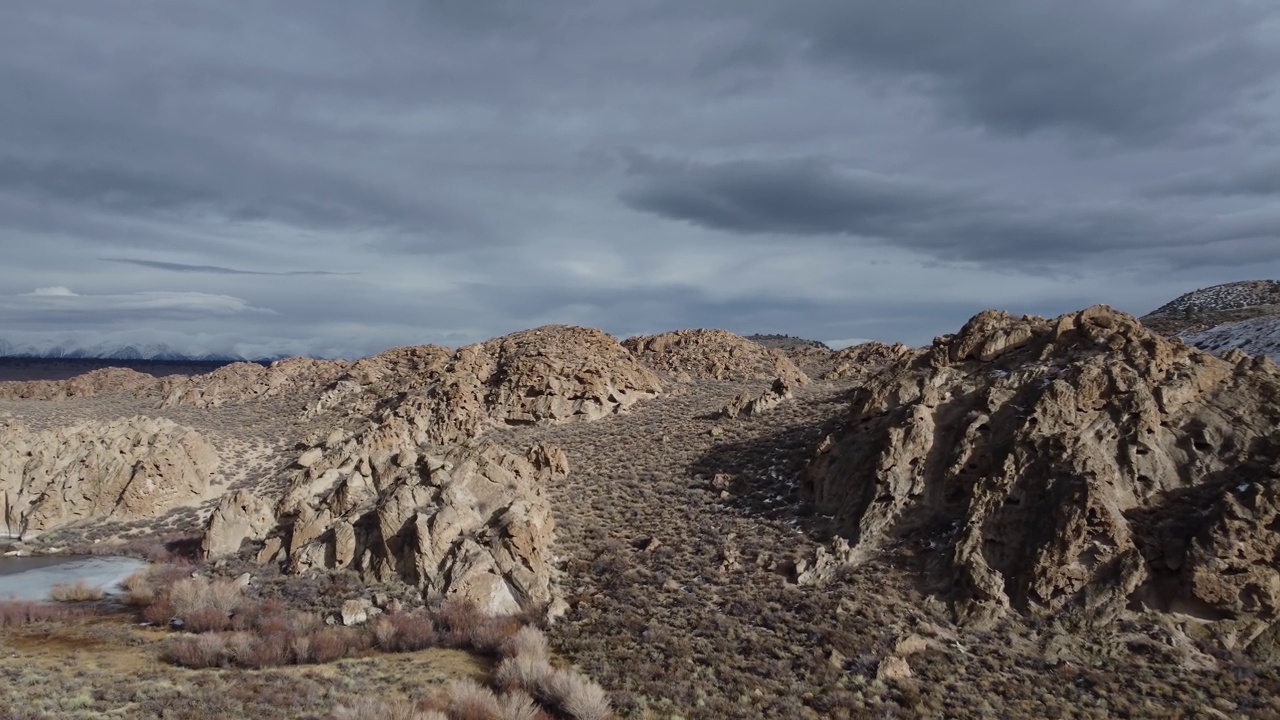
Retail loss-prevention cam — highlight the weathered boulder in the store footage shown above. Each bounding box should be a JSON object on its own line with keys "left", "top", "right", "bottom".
{"left": 0, "top": 416, "right": 218, "bottom": 537}
{"left": 200, "top": 489, "right": 276, "bottom": 559}
{"left": 717, "top": 378, "right": 794, "bottom": 419}
{"left": 801, "top": 305, "right": 1280, "bottom": 640}
{"left": 624, "top": 329, "right": 809, "bottom": 385}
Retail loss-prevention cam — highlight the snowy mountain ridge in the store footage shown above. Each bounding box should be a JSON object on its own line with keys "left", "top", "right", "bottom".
{"left": 0, "top": 338, "right": 277, "bottom": 363}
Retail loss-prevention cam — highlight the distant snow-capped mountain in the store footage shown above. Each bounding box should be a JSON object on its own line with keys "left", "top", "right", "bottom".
{"left": 0, "top": 338, "right": 278, "bottom": 363}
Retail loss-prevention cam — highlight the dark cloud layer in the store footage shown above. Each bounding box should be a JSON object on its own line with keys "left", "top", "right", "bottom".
{"left": 0, "top": 1, "right": 1278, "bottom": 357}
{"left": 772, "top": 0, "right": 1280, "bottom": 141}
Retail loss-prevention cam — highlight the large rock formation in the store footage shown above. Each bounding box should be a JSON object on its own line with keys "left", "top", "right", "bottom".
{"left": 204, "top": 401, "right": 568, "bottom": 615}
{"left": 0, "top": 416, "right": 218, "bottom": 537}
{"left": 822, "top": 342, "right": 919, "bottom": 382}
{"left": 204, "top": 325, "right": 654, "bottom": 616}
{"left": 307, "top": 326, "right": 662, "bottom": 432}
{"left": 624, "top": 329, "right": 808, "bottom": 385}
{"left": 0, "top": 367, "right": 159, "bottom": 401}
{"left": 158, "top": 357, "right": 348, "bottom": 408}
{"left": 801, "top": 305, "right": 1280, "bottom": 644}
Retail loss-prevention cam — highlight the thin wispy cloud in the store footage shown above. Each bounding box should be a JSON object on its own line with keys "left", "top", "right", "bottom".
{"left": 103, "top": 258, "right": 358, "bottom": 276}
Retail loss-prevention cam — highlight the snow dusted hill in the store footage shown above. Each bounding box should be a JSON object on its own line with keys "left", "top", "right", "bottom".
{"left": 1182, "top": 316, "right": 1280, "bottom": 362}
{"left": 0, "top": 338, "right": 268, "bottom": 362}
{"left": 1150, "top": 280, "right": 1280, "bottom": 315}
{"left": 1142, "top": 280, "right": 1280, "bottom": 336}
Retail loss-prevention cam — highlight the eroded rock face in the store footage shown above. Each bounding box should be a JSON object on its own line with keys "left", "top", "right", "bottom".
{"left": 0, "top": 417, "right": 218, "bottom": 537}
{"left": 205, "top": 409, "right": 566, "bottom": 615}
{"left": 801, "top": 305, "right": 1280, "bottom": 639}
{"left": 624, "top": 329, "right": 809, "bottom": 385}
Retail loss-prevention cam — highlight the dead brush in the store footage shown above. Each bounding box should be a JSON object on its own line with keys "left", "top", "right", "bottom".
{"left": 0, "top": 600, "right": 83, "bottom": 627}
{"left": 49, "top": 579, "right": 105, "bottom": 602}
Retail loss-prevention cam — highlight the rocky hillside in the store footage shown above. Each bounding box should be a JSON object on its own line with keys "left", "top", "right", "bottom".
{"left": 1183, "top": 316, "right": 1280, "bottom": 362}
{"left": 624, "top": 328, "right": 809, "bottom": 385}
{"left": 202, "top": 325, "right": 661, "bottom": 617}
{"left": 744, "top": 334, "right": 830, "bottom": 351}
{"left": 1142, "top": 280, "right": 1280, "bottom": 335}
{"left": 1, "top": 416, "right": 218, "bottom": 537}
{"left": 802, "top": 306, "right": 1280, "bottom": 644}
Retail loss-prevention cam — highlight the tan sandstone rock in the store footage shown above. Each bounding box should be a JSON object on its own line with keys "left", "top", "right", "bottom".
{"left": 1, "top": 416, "right": 218, "bottom": 537}
{"left": 624, "top": 329, "right": 809, "bottom": 385}
{"left": 717, "top": 377, "right": 794, "bottom": 419}
{"left": 801, "top": 305, "right": 1280, "bottom": 642}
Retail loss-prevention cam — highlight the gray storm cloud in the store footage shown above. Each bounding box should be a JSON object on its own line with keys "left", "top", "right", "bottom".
{"left": 0, "top": 1, "right": 1278, "bottom": 356}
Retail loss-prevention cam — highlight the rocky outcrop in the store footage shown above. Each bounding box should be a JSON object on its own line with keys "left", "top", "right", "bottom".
{"left": 801, "top": 305, "right": 1280, "bottom": 641}
{"left": 200, "top": 489, "right": 276, "bottom": 559}
{"left": 205, "top": 404, "right": 567, "bottom": 615}
{"left": 0, "top": 367, "right": 160, "bottom": 401}
{"left": 307, "top": 326, "right": 662, "bottom": 433}
{"left": 158, "top": 357, "right": 348, "bottom": 408}
{"left": 717, "top": 378, "right": 794, "bottom": 419}
{"left": 203, "top": 326, "right": 651, "bottom": 616}
{"left": 624, "top": 329, "right": 809, "bottom": 385}
{"left": 822, "top": 342, "right": 919, "bottom": 382}
{"left": 0, "top": 416, "right": 218, "bottom": 537}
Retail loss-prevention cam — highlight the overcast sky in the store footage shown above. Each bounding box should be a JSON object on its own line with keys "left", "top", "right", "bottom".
{"left": 2, "top": 1, "right": 1279, "bottom": 358}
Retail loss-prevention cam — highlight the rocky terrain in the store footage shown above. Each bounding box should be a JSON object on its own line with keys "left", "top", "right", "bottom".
{"left": 3, "top": 312, "right": 1280, "bottom": 719}
{"left": 743, "top": 334, "right": 830, "bottom": 352}
{"left": 802, "top": 305, "right": 1280, "bottom": 643}
{"left": 1141, "top": 279, "right": 1280, "bottom": 335}
{"left": 1, "top": 416, "right": 219, "bottom": 537}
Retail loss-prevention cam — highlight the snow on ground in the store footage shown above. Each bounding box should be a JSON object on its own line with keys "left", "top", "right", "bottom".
{"left": 1182, "top": 315, "right": 1280, "bottom": 362}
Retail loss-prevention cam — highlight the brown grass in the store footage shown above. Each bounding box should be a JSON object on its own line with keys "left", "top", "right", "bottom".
{"left": 48, "top": 579, "right": 105, "bottom": 602}
{"left": 0, "top": 600, "right": 83, "bottom": 627}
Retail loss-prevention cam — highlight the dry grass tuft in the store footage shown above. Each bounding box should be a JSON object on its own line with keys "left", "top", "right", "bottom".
{"left": 447, "top": 678, "right": 504, "bottom": 720}
{"left": 49, "top": 579, "right": 105, "bottom": 602}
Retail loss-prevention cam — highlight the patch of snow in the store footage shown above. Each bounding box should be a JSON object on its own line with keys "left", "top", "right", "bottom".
{"left": 1181, "top": 315, "right": 1280, "bottom": 362}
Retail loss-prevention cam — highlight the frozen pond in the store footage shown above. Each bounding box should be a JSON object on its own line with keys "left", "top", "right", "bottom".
{"left": 0, "top": 554, "right": 147, "bottom": 601}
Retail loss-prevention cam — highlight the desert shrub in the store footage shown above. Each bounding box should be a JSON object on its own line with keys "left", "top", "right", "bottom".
{"left": 495, "top": 654, "right": 554, "bottom": 694}
{"left": 311, "top": 627, "right": 357, "bottom": 663}
{"left": 120, "top": 570, "right": 156, "bottom": 606}
{"left": 375, "top": 610, "right": 438, "bottom": 652}
{"left": 501, "top": 627, "right": 549, "bottom": 662}
{"left": 448, "top": 679, "right": 504, "bottom": 720}
{"left": 541, "top": 669, "right": 612, "bottom": 720}
{"left": 0, "top": 600, "right": 81, "bottom": 627}
{"left": 168, "top": 576, "right": 242, "bottom": 618}
{"left": 164, "top": 633, "right": 229, "bottom": 669}
{"left": 49, "top": 579, "right": 105, "bottom": 602}
{"left": 183, "top": 606, "right": 233, "bottom": 633}
{"left": 142, "top": 596, "right": 176, "bottom": 625}
{"left": 328, "top": 699, "right": 444, "bottom": 720}
{"left": 497, "top": 690, "right": 541, "bottom": 720}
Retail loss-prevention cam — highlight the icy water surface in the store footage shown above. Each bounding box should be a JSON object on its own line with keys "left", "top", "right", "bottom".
{"left": 0, "top": 552, "right": 146, "bottom": 601}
